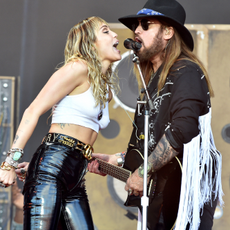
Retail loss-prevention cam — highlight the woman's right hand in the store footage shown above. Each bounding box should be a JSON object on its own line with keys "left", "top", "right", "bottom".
{"left": 15, "top": 162, "right": 29, "bottom": 182}
{"left": 0, "top": 166, "right": 16, "bottom": 187}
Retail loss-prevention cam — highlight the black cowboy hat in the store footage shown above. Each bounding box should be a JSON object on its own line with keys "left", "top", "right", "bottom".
{"left": 118, "top": 0, "right": 194, "bottom": 51}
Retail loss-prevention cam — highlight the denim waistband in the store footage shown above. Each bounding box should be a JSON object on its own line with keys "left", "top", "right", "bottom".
{"left": 42, "top": 133, "right": 93, "bottom": 160}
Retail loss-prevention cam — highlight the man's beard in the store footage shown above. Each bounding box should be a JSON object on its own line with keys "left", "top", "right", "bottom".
{"left": 137, "top": 30, "right": 164, "bottom": 62}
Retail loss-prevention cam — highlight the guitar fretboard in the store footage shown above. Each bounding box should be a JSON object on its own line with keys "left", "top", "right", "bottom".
{"left": 97, "top": 158, "right": 131, "bottom": 182}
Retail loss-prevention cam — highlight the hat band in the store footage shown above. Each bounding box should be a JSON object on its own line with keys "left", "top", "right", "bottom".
{"left": 137, "top": 8, "right": 164, "bottom": 16}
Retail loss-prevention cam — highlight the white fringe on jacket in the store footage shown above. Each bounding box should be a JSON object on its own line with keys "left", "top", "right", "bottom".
{"left": 174, "top": 109, "right": 224, "bottom": 230}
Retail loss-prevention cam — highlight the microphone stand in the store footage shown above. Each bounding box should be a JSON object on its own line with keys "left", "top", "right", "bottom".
{"left": 132, "top": 53, "right": 153, "bottom": 230}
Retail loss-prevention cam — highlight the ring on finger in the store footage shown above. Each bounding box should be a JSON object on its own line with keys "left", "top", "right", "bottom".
{"left": 133, "top": 190, "right": 139, "bottom": 196}
{"left": 0, "top": 182, "right": 6, "bottom": 188}
{"left": 128, "top": 188, "right": 133, "bottom": 196}
{"left": 20, "top": 168, "right": 26, "bottom": 175}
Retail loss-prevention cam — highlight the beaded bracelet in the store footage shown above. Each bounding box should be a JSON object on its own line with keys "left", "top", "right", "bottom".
{"left": 138, "top": 162, "right": 154, "bottom": 178}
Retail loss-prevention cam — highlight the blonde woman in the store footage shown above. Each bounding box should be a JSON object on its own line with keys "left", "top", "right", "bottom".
{"left": 0, "top": 16, "right": 121, "bottom": 229}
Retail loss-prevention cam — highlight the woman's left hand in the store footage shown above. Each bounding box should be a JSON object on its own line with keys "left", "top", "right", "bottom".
{"left": 15, "top": 162, "right": 29, "bottom": 182}
{"left": 87, "top": 159, "right": 106, "bottom": 176}
{"left": 87, "top": 153, "right": 120, "bottom": 176}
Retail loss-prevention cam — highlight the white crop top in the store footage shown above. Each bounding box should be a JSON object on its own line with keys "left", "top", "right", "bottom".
{"left": 51, "top": 86, "right": 110, "bottom": 133}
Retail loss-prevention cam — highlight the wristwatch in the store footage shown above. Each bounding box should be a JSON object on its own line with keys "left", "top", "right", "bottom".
{"left": 138, "top": 162, "right": 154, "bottom": 178}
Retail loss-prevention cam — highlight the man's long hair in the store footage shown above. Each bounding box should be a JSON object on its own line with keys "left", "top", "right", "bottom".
{"left": 63, "top": 16, "right": 119, "bottom": 108}
{"left": 135, "top": 26, "right": 214, "bottom": 97}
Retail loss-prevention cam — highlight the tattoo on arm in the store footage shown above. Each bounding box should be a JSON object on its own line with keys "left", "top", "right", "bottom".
{"left": 25, "top": 119, "right": 30, "bottom": 124}
{"left": 13, "top": 135, "right": 19, "bottom": 144}
{"left": 148, "top": 134, "right": 179, "bottom": 171}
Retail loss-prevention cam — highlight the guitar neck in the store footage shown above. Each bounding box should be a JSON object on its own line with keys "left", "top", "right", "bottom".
{"left": 97, "top": 158, "right": 131, "bottom": 183}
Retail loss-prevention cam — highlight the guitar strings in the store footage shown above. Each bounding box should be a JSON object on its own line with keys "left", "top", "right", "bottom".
{"left": 98, "top": 159, "right": 130, "bottom": 182}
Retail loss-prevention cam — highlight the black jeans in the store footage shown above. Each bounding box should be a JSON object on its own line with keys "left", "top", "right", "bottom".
{"left": 185, "top": 196, "right": 218, "bottom": 230}
{"left": 23, "top": 136, "right": 94, "bottom": 230}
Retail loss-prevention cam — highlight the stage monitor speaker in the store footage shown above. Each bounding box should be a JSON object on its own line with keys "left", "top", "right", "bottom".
{"left": 0, "top": 76, "right": 16, "bottom": 230}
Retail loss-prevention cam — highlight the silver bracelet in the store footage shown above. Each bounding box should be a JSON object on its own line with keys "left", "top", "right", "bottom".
{"left": 116, "top": 151, "right": 126, "bottom": 167}
{"left": 5, "top": 148, "right": 24, "bottom": 168}
{"left": 117, "top": 157, "right": 124, "bottom": 166}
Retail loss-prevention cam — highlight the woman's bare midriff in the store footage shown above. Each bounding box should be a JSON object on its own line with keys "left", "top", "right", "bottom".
{"left": 49, "top": 123, "right": 98, "bottom": 146}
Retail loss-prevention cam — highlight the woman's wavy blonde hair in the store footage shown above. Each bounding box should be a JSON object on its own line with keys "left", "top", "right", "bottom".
{"left": 63, "top": 16, "right": 119, "bottom": 109}
{"left": 135, "top": 24, "right": 214, "bottom": 97}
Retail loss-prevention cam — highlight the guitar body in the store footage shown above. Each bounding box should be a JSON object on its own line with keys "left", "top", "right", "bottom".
{"left": 96, "top": 149, "right": 181, "bottom": 230}
{"left": 123, "top": 149, "right": 182, "bottom": 230}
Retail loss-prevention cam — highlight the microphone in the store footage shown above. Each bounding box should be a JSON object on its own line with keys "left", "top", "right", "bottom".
{"left": 124, "top": 38, "right": 142, "bottom": 52}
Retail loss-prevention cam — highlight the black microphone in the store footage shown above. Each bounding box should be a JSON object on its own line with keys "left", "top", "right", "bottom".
{"left": 124, "top": 38, "right": 142, "bottom": 52}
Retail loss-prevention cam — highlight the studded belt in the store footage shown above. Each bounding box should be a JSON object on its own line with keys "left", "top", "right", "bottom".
{"left": 42, "top": 133, "right": 93, "bottom": 160}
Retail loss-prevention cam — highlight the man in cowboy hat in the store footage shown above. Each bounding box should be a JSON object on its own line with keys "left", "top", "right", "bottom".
{"left": 118, "top": 0, "right": 223, "bottom": 229}
{"left": 88, "top": 0, "right": 223, "bottom": 229}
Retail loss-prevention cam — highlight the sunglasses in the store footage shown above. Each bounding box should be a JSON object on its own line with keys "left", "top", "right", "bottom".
{"left": 132, "top": 19, "right": 155, "bottom": 32}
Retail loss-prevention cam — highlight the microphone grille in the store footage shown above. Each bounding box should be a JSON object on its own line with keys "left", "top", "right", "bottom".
{"left": 124, "top": 38, "right": 133, "bottom": 49}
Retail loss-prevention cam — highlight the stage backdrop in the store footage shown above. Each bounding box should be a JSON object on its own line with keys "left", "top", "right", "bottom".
{"left": 0, "top": 1, "right": 230, "bottom": 229}
{"left": 85, "top": 23, "right": 230, "bottom": 230}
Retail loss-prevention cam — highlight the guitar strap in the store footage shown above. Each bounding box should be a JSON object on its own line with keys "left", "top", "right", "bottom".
{"left": 126, "top": 125, "right": 141, "bottom": 154}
